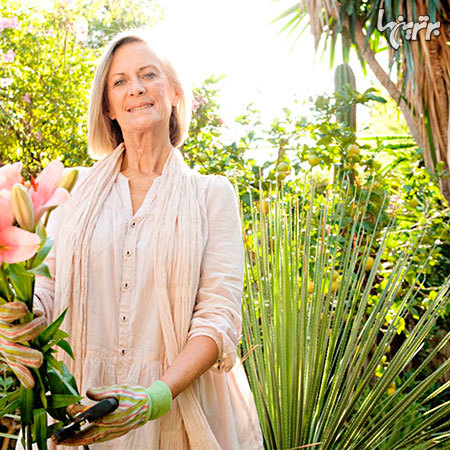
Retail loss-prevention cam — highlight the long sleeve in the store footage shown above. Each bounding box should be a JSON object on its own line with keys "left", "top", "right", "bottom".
{"left": 188, "top": 175, "right": 244, "bottom": 373}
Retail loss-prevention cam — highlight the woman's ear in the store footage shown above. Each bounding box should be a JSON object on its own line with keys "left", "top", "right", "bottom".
{"left": 107, "top": 110, "right": 116, "bottom": 120}
{"left": 172, "top": 93, "right": 179, "bottom": 107}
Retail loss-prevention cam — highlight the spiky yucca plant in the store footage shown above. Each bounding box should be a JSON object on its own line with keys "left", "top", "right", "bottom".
{"left": 240, "top": 174, "right": 449, "bottom": 450}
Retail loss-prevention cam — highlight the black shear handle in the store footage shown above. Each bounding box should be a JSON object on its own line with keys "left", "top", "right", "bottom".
{"left": 81, "top": 397, "right": 119, "bottom": 421}
{"left": 52, "top": 398, "right": 119, "bottom": 444}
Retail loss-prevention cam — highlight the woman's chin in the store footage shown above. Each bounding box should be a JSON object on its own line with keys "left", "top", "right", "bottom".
{"left": 125, "top": 118, "right": 161, "bottom": 134}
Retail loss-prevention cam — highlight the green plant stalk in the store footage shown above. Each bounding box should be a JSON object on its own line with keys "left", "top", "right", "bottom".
{"left": 0, "top": 269, "right": 13, "bottom": 302}
{"left": 314, "top": 188, "right": 392, "bottom": 445}
{"left": 241, "top": 172, "right": 450, "bottom": 449}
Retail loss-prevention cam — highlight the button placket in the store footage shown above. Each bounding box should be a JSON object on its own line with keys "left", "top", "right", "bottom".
{"left": 118, "top": 219, "right": 136, "bottom": 371}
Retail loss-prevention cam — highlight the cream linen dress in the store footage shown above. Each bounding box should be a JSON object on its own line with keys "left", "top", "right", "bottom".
{"left": 30, "top": 167, "right": 263, "bottom": 450}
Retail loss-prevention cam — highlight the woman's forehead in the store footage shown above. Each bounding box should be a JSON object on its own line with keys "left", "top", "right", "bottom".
{"left": 110, "top": 42, "right": 163, "bottom": 73}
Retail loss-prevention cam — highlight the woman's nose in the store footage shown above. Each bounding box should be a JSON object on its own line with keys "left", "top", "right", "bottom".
{"left": 130, "top": 78, "right": 145, "bottom": 96}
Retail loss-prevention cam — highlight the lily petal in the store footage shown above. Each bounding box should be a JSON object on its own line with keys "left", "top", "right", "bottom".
{"left": 0, "top": 163, "right": 23, "bottom": 191}
{"left": 30, "top": 160, "right": 64, "bottom": 210}
{"left": 0, "top": 195, "right": 13, "bottom": 230}
{"left": 35, "top": 187, "right": 69, "bottom": 222}
{"left": 0, "top": 226, "right": 41, "bottom": 264}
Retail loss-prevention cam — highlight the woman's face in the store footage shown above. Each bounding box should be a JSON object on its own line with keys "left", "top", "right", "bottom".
{"left": 106, "top": 41, "right": 178, "bottom": 136}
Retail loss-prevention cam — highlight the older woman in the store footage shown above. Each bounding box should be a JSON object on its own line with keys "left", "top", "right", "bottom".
{"left": 32, "top": 30, "right": 263, "bottom": 449}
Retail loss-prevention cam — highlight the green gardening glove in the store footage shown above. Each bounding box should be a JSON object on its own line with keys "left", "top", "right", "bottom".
{"left": 0, "top": 302, "right": 47, "bottom": 389}
{"left": 56, "top": 381, "right": 173, "bottom": 446}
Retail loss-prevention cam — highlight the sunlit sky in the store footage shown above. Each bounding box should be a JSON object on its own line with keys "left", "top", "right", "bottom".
{"left": 156, "top": 0, "right": 375, "bottom": 122}
{"left": 27, "top": 0, "right": 382, "bottom": 162}
{"left": 152, "top": 0, "right": 378, "bottom": 161}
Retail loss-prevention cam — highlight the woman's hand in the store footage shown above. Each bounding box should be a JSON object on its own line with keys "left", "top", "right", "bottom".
{"left": 55, "top": 381, "right": 172, "bottom": 446}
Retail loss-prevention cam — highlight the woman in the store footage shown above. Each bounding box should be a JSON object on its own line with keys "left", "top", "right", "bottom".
{"left": 32, "top": 30, "right": 263, "bottom": 449}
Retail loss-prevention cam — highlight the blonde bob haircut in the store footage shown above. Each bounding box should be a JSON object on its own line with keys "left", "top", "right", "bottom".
{"left": 87, "top": 29, "right": 192, "bottom": 159}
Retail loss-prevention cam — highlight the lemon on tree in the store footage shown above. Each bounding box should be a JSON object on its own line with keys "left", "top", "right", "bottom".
{"left": 257, "top": 198, "right": 269, "bottom": 214}
{"left": 197, "top": 152, "right": 208, "bottom": 162}
{"left": 276, "top": 161, "right": 290, "bottom": 180}
{"left": 365, "top": 256, "right": 375, "bottom": 272}
{"left": 331, "top": 279, "right": 340, "bottom": 292}
{"left": 386, "top": 381, "right": 396, "bottom": 396}
{"left": 308, "top": 155, "right": 320, "bottom": 167}
{"left": 347, "top": 143, "right": 360, "bottom": 161}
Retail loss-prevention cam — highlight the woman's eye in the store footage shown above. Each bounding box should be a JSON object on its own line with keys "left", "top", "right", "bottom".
{"left": 144, "top": 72, "right": 155, "bottom": 79}
{"left": 114, "top": 79, "right": 124, "bottom": 86}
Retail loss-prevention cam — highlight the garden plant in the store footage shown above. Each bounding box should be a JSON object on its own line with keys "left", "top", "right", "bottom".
{"left": 1, "top": 1, "right": 449, "bottom": 448}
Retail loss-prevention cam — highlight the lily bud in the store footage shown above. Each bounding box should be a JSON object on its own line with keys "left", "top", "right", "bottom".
{"left": 57, "top": 168, "right": 79, "bottom": 193}
{"left": 10, "top": 183, "right": 35, "bottom": 231}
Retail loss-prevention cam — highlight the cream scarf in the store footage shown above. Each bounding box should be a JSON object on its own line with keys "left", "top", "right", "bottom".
{"left": 53, "top": 143, "right": 221, "bottom": 449}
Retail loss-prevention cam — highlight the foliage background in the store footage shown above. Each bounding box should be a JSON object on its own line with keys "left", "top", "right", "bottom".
{"left": 1, "top": 0, "right": 449, "bottom": 447}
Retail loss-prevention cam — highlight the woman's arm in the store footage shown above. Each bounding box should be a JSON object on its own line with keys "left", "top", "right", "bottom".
{"left": 187, "top": 175, "right": 244, "bottom": 372}
{"left": 161, "top": 175, "right": 244, "bottom": 399}
{"left": 160, "top": 335, "right": 219, "bottom": 398}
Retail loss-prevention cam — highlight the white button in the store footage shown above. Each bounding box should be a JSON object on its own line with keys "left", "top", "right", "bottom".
{"left": 120, "top": 349, "right": 126, "bottom": 355}
{"left": 121, "top": 315, "right": 127, "bottom": 322}
{"left": 125, "top": 250, "right": 131, "bottom": 257}
{"left": 123, "top": 282, "right": 129, "bottom": 289}
{"left": 130, "top": 221, "right": 136, "bottom": 228}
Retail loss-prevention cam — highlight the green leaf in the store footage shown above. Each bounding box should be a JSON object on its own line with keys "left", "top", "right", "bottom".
{"left": 46, "top": 394, "right": 83, "bottom": 409}
{"left": 45, "top": 356, "right": 80, "bottom": 421}
{"left": 32, "top": 236, "right": 53, "bottom": 268}
{"left": 33, "top": 408, "right": 47, "bottom": 450}
{"left": 38, "top": 307, "right": 68, "bottom": 346}
{"left": 0, "top": 389, "right": 20, "bottom": 413}
{"left": 27, "top": 262, "right": 51, "bottom": 278}
{"left": 0, "top": 432, "right": 19, "bottom": 440}
{"left": 35, "top": 220, "right": 47, "bottom": 242}
{"left": 46, "top": 356, "right": 79, "bottom": 396}
{"left": 31, "top": 367, "right": 47, "bottom": 409}
{"left": 42, "top": 329, "right": 70, "bottom": 353}
{"left": 0, "top": 390, "right": 21, "bottom": 418}
{"left": 57, "top": 339, "right": 75, "bottom": 359}
{"left": 365, "top": 94, "right": 387, "bottom": 104}
{"left": 19, "top": 386, "right": 34, "bottom": 426}
{"left": 5, "top": 263, "right": 34, "bottom": 301}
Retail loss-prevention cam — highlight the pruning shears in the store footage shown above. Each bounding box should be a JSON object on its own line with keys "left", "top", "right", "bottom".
{"left": 52, "top": 397, "right": 119, "bottom": 447}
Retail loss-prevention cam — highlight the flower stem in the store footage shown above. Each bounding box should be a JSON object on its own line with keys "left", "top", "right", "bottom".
{"left": 0, "top": 268, "right": 13, "bottom": 302}
{"left": 26, "top": 425, "right": 32, "bottom": 450}
{"left": 43, "top": 210, "right": 50, "bottom": 228}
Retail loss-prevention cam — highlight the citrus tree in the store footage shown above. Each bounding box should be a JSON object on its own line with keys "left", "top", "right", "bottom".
{"left": 0, "top": 0, "right": 162, "bottom": 177}
{"left": 274, "top": 0, "right": 450, "bottom": 202}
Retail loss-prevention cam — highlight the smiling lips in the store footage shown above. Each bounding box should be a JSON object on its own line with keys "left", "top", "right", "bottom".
{"left": 127, "top": 102, "right": 154, "bottom": 112}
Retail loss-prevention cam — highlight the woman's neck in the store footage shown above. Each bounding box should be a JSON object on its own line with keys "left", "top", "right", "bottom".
{"left": 120, "top": 131, "right": 173, "bottom": 176}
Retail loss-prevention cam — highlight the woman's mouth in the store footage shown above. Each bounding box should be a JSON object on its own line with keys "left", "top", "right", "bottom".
{"left": 128, "top": 103, "right": 154, "bottom": 112}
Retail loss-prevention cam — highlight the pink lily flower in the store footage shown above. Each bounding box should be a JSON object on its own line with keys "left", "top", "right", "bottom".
{"left": 0, "top": 162, "right": 23, "bottom": 191}
{"left": 28, "top": 160, "right": 69, "bottom": 223}
{"left": 0, "top": 195, "right": 40, "bottom": 264}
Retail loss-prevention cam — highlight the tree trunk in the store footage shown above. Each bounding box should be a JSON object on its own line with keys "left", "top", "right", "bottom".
{"left": 312, "top": 2, "right": 450, "bottom": 203}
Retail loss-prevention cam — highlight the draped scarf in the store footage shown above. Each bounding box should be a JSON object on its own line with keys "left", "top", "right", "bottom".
{"left": 53, "top": 143, "right": 221, "bottom": 449}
